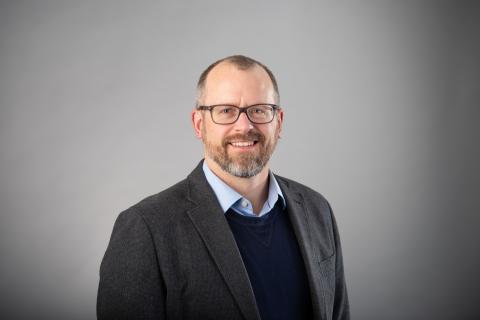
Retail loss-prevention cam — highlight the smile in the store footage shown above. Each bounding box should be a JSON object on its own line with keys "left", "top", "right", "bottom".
{"left": 229, "top": 141, "right": 257, "bottom": 147}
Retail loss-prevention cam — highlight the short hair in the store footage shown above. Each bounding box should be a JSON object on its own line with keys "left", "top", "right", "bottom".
{"left": 196, "top": 55, "right": 280, "bottom": 105}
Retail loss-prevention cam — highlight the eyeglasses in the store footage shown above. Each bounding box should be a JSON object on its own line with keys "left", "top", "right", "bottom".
{"left": 197, "top": 104, "right": 280, "bottom": 125}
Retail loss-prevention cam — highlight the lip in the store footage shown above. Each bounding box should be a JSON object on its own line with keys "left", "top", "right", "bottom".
{"left": 228, "top": 141, "right": 258, "bottom": 150}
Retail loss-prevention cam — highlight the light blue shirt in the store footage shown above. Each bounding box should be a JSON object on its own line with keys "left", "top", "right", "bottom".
{"left": 202, "top": 160, "right": 286, "bottom": 218}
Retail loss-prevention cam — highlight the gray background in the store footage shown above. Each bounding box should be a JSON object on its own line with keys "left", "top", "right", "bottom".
{"left": 1, "top": 1, "right": 479, "bottom": 319}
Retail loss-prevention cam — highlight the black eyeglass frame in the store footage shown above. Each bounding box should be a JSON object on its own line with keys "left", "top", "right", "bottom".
{"left": 197, "top": 103, "right": 281, "bottom": 125}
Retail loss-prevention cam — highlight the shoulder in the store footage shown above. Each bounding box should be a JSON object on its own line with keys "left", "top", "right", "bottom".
{"left": 275, "top": 174, "right": 331, "bottom": 208}
{"left": 134, "top": 178, "right": 190, "bottom": 213}
{"left": 274, "top": 174, "right": 340, "bottom": 254}
{"left": 115, "top": 178, "right": 193, "bottom": 231}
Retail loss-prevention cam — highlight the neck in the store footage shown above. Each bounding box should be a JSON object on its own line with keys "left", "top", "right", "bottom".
{"left": 205, "top": 157, "right": 269, "bottom": 215}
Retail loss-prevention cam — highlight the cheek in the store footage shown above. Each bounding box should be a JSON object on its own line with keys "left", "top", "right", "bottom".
{"left": 203, "top": 125, "right": 228, "bottom": 142}
{"left": 265, "top": 127, "right": 278, "bottom": 140}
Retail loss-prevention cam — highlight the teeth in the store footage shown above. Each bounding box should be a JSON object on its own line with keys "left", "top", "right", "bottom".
{"left": 230, "top": 141, "right": 255, "bottom": 147}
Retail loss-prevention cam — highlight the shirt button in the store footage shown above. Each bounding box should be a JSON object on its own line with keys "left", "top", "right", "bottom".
{"left": 241, "top": 199, "right": 248, "bottom": 208}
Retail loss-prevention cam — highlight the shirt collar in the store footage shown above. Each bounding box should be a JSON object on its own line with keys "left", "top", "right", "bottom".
{"left": 202, "top": 160, "right": 286, "bottom": 216}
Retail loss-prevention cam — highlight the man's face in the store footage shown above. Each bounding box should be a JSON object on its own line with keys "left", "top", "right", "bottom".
{"left": 193, "top": 63, "right": 283, "bottom": 178}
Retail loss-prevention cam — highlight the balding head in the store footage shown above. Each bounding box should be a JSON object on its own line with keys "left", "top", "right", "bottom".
{"left": 196, "top": 55, "right": 280, "bottom": 105}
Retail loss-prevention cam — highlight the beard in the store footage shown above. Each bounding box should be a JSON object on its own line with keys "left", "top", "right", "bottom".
{"left": 202, "top": 126, "right": 278, "bottom": 178}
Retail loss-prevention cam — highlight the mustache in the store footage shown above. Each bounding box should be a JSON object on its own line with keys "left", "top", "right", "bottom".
{"left": 223, "top": 131, "right": 265, "bottom": 146}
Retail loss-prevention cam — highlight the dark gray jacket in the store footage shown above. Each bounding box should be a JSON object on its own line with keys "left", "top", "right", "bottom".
{"left": 97, "top": 161, "right": 349, "bottom": 320}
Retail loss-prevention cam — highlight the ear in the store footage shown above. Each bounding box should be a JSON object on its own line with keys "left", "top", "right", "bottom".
{"left": 192, "top": 109, "right": 203, "bottom": 139}
{"left": 276, "top": 108, "right": 284, "bottom": 138}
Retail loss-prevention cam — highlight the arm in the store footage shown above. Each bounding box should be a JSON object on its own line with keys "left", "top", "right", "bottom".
{"left": 329, "top": 204, "right": 350, "bottom": 320}
{"left": 97, "top": 209, "right": 166, "bottom": 319}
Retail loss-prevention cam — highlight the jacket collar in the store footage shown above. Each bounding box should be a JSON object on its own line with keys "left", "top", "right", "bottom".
{"left": 185, "top": 160, "right": 261, "bottom": 320}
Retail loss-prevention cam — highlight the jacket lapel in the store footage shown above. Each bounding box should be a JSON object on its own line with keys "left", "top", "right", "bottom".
{"left": 276, "top": 176, "right": 326, "bottom": 320}
{"left": 185, "top": 162, "right": 261, "bottom": 320}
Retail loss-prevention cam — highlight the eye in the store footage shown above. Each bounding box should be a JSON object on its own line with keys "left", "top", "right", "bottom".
{"left": 252, "top": 108, "right": 266, "bottom": 114}
{"left": 218, "top": 106, "right": 235, "bottom": 114}
{"left": 249, "top": 106, "right": 270, "bottom": 115}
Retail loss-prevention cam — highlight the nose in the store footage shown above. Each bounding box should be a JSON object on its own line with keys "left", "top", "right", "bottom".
{"left": 233, "top": 111, "right": 254, "bottom": 132}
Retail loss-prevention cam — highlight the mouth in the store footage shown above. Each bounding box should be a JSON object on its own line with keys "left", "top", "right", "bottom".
{"left": 228, "top": 140, "right": 259, "bottom": 149}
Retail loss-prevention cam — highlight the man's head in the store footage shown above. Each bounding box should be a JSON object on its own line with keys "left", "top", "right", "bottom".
{"left": 192, "top": 55, "right": 283, "bottom": 178}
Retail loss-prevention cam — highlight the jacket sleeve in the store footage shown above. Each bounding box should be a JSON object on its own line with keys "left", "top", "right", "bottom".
{"left": 97, "top": 209, "right": 166, "bottom": 319}
{"left": 329, "top": 204, "right": 350, "bottom": 320}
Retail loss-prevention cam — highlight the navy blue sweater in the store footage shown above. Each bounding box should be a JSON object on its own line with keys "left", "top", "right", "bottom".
{"left": 225, "top": 202, "right": 313, "bottom": 320}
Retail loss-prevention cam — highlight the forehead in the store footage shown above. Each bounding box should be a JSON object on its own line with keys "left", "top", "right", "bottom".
{"left": 202, "top": 62, "right": 275, "bottom": 104}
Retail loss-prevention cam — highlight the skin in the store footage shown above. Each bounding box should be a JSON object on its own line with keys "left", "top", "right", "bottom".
{"left": 192, "top": 62, "right": 284, "bottom": 215}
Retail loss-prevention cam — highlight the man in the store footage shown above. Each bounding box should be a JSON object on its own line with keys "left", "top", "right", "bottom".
{"left": 97, "top": 55, "right": 349, "bottom": 320}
